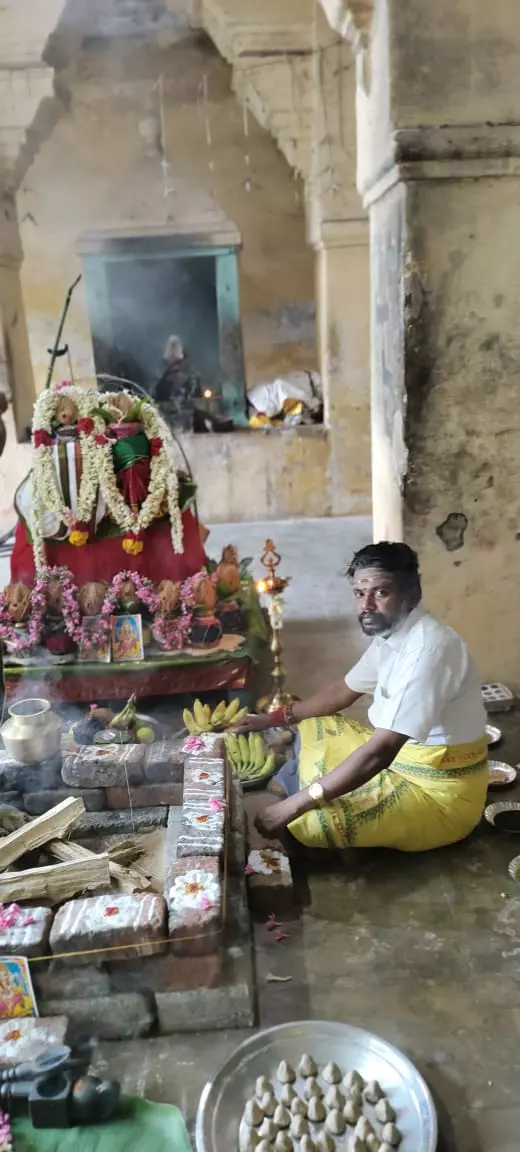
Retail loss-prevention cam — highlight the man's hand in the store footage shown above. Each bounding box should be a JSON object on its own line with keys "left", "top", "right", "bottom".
{"left": 254, "top": 798, "right": 299, "bottom": 839}
{"left": 233, "top": 713, "right": 272, "bottom": 735}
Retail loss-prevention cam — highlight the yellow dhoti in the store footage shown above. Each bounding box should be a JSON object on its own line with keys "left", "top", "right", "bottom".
{"left": 289, "top": 715, "right": 488, "bottom": 851}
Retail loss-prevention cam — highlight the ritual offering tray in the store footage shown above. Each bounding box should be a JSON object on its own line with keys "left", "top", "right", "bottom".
{"left": 487, "top": 760, "right": 517, "bottom": 790}
{"left": 195, "top": 1020, "right": 437, "bottom": 1152}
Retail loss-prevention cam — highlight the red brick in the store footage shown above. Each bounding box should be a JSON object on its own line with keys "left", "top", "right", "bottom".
{"left": 246, "top": 847, "right": 294, "bottom": 914}
{"left": 49, "top": 892, "right": 167, "bottom": 963}
{"left": 106, "top": 783, "right": 182, "bottom": 809}
{"left": 167, "top": 855, "right": 222, "bottom": 956}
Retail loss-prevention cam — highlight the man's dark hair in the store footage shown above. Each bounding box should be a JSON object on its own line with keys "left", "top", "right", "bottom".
{"left": 347, "top": 542, "right": 422, "bottom": 606}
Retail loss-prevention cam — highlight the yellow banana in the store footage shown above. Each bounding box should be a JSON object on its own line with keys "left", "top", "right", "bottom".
{"left": 211, "top": 700, "right": 227, "bottom": 724}
{"left": 193, "top": 699, "right": 207, "bottom": 729}
{"left": 203, "top": 704, "right": 212, "bottom": 725}
{"left": 183, "top": 709, "right": 199, "bottom": 735}
{"left": 223, "top": 698, "right": 241, "bottom": 724}
{"left": 226, "top": 706, "right": 248, "bottom": 729}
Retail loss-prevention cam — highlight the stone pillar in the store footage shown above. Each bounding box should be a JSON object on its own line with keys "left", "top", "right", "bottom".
{"left": 315, "top": 218, "right": 370, "bottom": 513}
{"left": 0, "top": 192, "right": 35, "bottom": 437}
{"left": 310, "top": 37, "right": 371, "bottom": 513}
{"left": 358, "top": 0, "right": 520, "bottom": 683}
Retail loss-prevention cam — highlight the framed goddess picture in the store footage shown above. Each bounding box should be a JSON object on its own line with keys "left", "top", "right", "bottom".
{"left": 111, "top": 614, "right": 144, "bottom": 663}
{"left": 78, "top": 616, "right": 111, "bottom": 663}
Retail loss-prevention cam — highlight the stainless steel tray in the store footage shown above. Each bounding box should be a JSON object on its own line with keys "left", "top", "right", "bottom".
{"left": 195, "top": 1020, "right": 437, "bottom": 1152}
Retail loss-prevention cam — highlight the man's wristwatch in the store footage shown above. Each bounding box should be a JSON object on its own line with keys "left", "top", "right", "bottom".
{"left": 308, "top": 779, "right": 325, "bottom": 806}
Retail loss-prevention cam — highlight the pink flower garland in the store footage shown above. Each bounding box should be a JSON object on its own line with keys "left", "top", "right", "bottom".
{"left": 0, "top": 1109, "right": 12, "bottom": 1152}
{"left": 0, "top": 568, "right": 208, "bottom": 656}
{"left": 152, "top": 571, "right": 202, "bottom": 650}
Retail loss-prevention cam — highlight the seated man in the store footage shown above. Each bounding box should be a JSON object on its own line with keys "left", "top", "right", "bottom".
{"left": 238, "top": 542, "right": 488, "bottom": 852}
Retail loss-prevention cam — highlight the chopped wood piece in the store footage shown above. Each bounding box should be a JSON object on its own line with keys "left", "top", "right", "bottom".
{"left": 0, "top": 797, "right": 85, "bottom": 871}
{"left": 48, "top": 838, "right": 151, "bottom": 894}
{"left": 0, "top": 854, "right": 110, "bottom": 904}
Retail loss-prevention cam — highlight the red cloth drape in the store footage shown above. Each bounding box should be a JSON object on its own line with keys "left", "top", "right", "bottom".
{"left": 10, "top": 511, "right": 206, "bottom": 587}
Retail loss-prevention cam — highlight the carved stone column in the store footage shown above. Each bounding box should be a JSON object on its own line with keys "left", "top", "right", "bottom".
{"left": 355, "top": 0, "right": 520, "bottom": 683}
{"left": 0, "top": 192, "right": 36, "bottom": 437}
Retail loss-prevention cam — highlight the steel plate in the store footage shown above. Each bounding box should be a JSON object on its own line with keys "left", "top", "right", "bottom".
{"left": 195, "top": 1020, "right": 437, "bottom": 1152}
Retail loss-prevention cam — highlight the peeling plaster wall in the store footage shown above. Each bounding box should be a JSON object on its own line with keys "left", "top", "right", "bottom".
{"left": 402, "top": 176, "right": 520, "bottom": 683}
{"left": 371, "top": 172, "right": 520, "bottom": 685}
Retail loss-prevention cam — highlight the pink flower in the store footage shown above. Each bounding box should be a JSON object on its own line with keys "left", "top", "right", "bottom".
{"left": 265, "top": 913, "right": 280, "bottom": 931}
{"left": 273, "top": 929, "right": 290, "bottom": 942}
{"left": 245, "top": 864, "right": 256, "bottom": 876}
{"left": 209, "top": 797, "right": 226, "bottom": 813}
{"left": 200, "top": 895, "right": 216, "bottom": 911}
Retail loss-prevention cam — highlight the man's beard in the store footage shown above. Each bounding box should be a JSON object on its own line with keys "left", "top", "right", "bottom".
{"left": 359, "top": 611, "right": 397, "bottom": 637}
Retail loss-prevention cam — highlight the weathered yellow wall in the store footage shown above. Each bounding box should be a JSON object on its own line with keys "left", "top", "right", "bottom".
{"left": 10, "top": 31, "right": 370, "bottom": 521}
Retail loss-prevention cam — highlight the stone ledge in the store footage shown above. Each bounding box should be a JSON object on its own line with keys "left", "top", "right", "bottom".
{"left": 156, "top": 939, "right": 254, "bottom": 1033}
{"left": 106, "top": 783, "right": 183, "bottom": 808}
{"left": 39, "top": 994, "right": 154, "bottom": 1041}
{"left": 23, "top": 788, "right": 106, "bottom": 815}
{"left": 61, "top": 744, "right": 145, "bottom": 788}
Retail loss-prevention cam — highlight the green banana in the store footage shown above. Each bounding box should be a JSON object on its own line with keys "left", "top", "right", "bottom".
{"left": 238, "top": 734, "right": 250, "bottom": 766}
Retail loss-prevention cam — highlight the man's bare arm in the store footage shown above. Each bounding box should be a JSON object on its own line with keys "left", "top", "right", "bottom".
{"left": 292, "top": 680, "right": 362, "bottom": 722}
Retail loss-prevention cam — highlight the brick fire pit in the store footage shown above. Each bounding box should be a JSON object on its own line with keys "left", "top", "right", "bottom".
{"left": 0, "top": 738, "right": 253, "bottom": 1044}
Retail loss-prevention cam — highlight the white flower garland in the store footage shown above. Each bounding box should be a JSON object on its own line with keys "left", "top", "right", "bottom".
{"left": 30, "top": 386, "right": 184, "bottom": 571}
{"left": 31, "top": 386, "right": 102, "bottom": 571}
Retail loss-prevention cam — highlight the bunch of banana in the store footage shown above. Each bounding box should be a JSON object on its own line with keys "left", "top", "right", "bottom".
{"left": 112, "top": 694, "right": 138, "bottom": 730}
{"left": 183, "top": 697, "right": 248, "bottom": 735}
{"left": 225, "top": 731, "right": 276, "bottom": 781}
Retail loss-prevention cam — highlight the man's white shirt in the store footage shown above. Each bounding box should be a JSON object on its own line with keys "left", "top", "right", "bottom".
{"left": 345, "top": 605, "right": 486, "bottom": 746}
